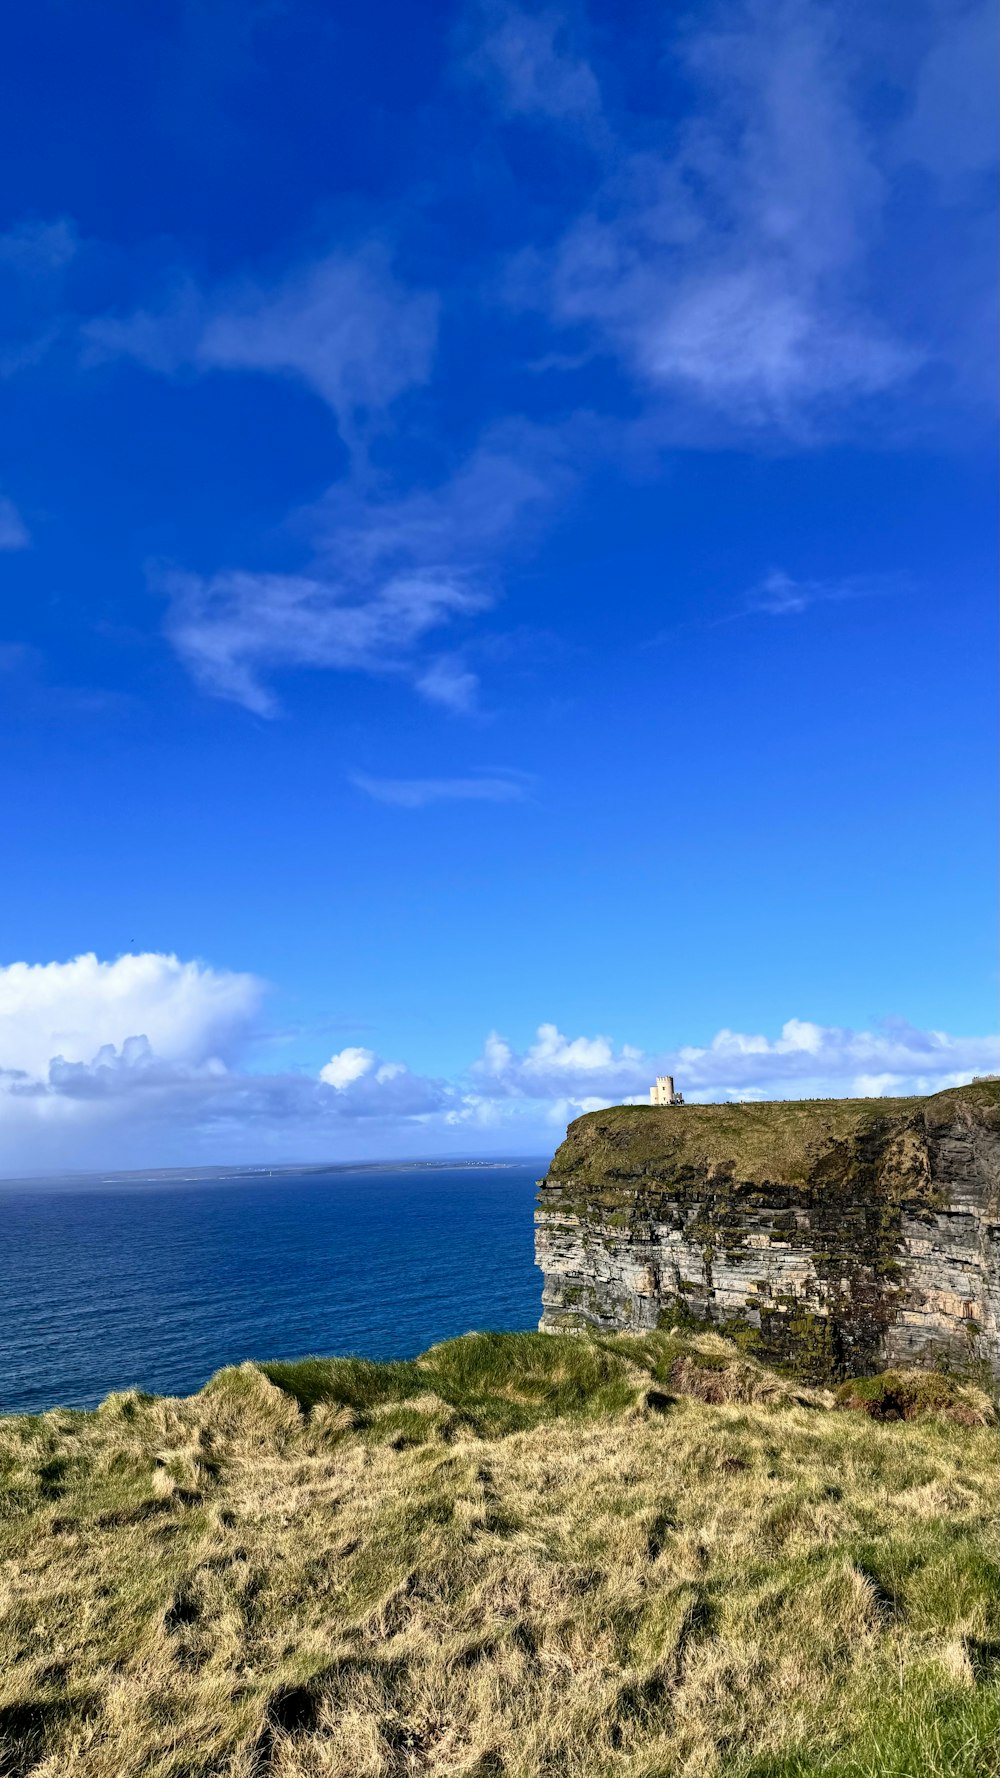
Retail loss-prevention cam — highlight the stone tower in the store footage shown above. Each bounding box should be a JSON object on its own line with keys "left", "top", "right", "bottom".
{"left": 650, "top": 1075, "right": 684, "bottom": 1105}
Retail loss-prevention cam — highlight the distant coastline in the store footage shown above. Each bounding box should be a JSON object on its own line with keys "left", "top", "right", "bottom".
{"left": 0, "top": 1155, "right": 550, "bottom": 1190}
{"left": 0, "top": 1159, "right": 543, "bottom": 1414}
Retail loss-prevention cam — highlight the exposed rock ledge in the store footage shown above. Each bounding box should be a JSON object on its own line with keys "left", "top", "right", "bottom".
{"left": 535, "top": 1080, "right": 1000, "bottom": 1381}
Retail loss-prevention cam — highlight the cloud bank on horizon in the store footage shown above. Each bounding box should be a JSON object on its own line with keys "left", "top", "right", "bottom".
{"left": 0, "top": 953, "right": 995, "bottom": 1174}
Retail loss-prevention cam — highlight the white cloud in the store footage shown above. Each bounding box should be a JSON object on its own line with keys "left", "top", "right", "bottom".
{"left": 631, "top": 270, "right": 913, "bottom": 421}
{"left": 0, "top": 953, "right": 453, "bottom": 1172}
{"left": 413, "top": 656, "right": 481, "bottom": 713}
{"left": 79, "top": 220, "right": 567, "bottom": 723}
{"left": 310, "top": 422, "right": 566, "bottom": 568}
{"left": 85, "top": 244, "right": 437, "bottom": 443}
{"left": 160, "top": 422, "right": 564, "bottom": 716}
{"left": 473, "top": 1022, "right": 648, "bottom": 1101}
{"left": 0, "top": 953, "right": 262, "bottom": 1080}
{"left": 470, "top": 1016, "right": 999, "bottom": 1111}
{"left": 674, "top": 1018, "right": 1000, "bottom": 1099}
{"left": 161, "top": 566, "right": 488, "bottom": 717}
{"left": 0, "top": 496, "right": 29, "bottom": 550}
{"left": 197, "top": 247, "right": 437, "bottom": 433}
{"left": 314, "top": 1051, "right": 449, "bottom": 1116}
{"left": 351, "top": 771, "right": 528, "bottom": 808}
{"left": 319, "top": 1046, "right": 375, "bottom": 1088}
{"left": 0, "top": 954, "right": 994, "bottom": 1173}
{"left": 532, "top": 0, "right": 919, "bottom": 432}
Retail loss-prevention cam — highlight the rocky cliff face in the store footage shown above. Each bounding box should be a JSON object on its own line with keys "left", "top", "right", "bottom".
{"left": 535, "top": 1081, "right": 1000, "bottom": 1382}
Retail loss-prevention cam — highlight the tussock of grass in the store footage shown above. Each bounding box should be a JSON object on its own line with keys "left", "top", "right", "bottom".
{"left": 835, "top": 1369, "right": 994, "bottom": 1426}
{"left": 0, "top": 1330, "right": 996, "bottom": 1776}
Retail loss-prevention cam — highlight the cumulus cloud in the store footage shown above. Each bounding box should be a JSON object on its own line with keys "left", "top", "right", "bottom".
{"left": 469, "top": 1017, "right": 999, "bottom": 1114}
{"left": 0, "top": 953, "right": 262, "bottom": 1080}
{"left": 4, "top": 1041, "right": 454, "bottom": 1174}
{"left": 473, "top": 1023, "right": 647, "bottom": 1103}
{"left": 0, "top": 953, "right": 994, "bottom": 1173}
{"left": 319, "top": 1046, "right": 376, "bottom": 1088}
{"left": 676, "top": 1018, "right": 1000, "bottom": 1100}
{"left": 0, "top": 953, "right": 454, "bottom": 1172}
{"left": 0, "top": 952, "right": 263, "bottom": 1171}
{"left": 315, "top": 1049, "right": 449, "bottom": 1114}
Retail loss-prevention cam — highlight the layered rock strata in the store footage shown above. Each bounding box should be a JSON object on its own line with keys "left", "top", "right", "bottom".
{"left": 535, "top": 1081, "right": 1000, "bottom": 1381}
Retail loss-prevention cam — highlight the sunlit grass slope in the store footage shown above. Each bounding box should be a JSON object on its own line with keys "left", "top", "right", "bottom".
{"left": 546, "top": 1079, "right": 1000, "bottom": 1193}
{"left": 0, "top": 1330, "right": 997, "bottom": 1778}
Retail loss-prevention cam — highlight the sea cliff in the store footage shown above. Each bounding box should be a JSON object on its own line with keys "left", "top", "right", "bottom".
{"left": 535, "top": 1079, "right": 1000, "bottom": 1381}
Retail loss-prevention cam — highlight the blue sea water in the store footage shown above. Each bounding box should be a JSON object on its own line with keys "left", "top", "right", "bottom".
{"left": 0, "top": 1161, "right": 546, "bottom": 1416}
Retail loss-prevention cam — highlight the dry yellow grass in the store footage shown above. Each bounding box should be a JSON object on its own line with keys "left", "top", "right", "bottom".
{"left": 548, "top": 1078, "right": 1000, "bottom": 1190}
{"left": 0, "top": 1331, "right": 996, "bottom": 1778}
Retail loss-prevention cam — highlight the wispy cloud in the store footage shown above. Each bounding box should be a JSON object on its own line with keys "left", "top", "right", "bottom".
{"left": 514, "top": 0, "right": 921, "bottom": 435}
{"left": 160, "top": 567, "right": 489, "bottom": 717}
{"left": 85, "top": 244, "right": 438, "bottom": 445}
{"left": 0, "top": 0, "right": 977, "bottom": 749}
{"left": 350, "top": 770, "right": 529, "bottom": 808}
{"left": 459, "top": 1, "right": 602, "bottom": 127}
{"left": 742, "top": 568, "right": 901, "bottom": 617}
{"left": 0, "top": 215, "right": 80, "bottom": 377}
{"left": 308, "top": 421, "right": 567, "bottom": 569}
{"left": 0, "top": 495, "right": 29, "bottom": 550}
{"left": 413, "top": 656, "right": 482, "bottom": 713}
{"left": 161, "top": 421, "right": 567, "bottom": 715}
{"left": 895, "top": 0, "right": 998, "bottom": 184}
{"left": 198, "top": 248, "right": 437, "bottom": 437}
{"left": 0, "top": 217, "right": 78, "bottom": 278}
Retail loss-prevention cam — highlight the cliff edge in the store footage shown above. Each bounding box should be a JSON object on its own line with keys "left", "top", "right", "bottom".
{"left": 535, "top": 1080, "right": 1000, "bottom": 1381}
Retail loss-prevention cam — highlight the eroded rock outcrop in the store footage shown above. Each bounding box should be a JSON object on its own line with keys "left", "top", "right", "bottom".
{"left": 535, "top": 1081, "right": 1000, "bottom": 1381}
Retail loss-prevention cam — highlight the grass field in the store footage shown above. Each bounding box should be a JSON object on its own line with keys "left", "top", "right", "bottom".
{"left": 0, "top": 1329, "right": 996, "bottom": 1777}
{"left": 546, "top": 1079, "right": 1000, "bottom": 1193}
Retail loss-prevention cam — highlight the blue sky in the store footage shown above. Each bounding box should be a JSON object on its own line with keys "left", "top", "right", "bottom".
{"left": 0, "top": 0, "right": 996, "bottom": 1171}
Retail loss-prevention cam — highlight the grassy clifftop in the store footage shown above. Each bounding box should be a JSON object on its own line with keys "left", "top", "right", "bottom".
{"left": 546, "top": 1079, "right": 1000, "bottom": 1193}
{"left": 0, "top": 1329, "right": 997, "bottom": 1778}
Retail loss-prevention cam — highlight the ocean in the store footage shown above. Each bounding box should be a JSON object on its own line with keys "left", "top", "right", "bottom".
{"left": 0, "top": 1160, "right": 546, "bottom": 1416}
